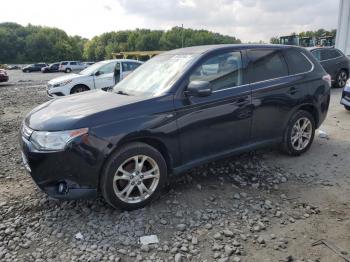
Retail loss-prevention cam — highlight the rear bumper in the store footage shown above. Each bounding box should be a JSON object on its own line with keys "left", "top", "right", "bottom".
{"left": 19, "top": 133, "right": 102, "bottom": 200}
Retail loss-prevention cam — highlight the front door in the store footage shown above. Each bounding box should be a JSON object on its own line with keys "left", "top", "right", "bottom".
{"left": 94, "top": 61, "right": 118, "bottom": 90}
{"left": 175, "top": 49, "right": 252, "bottom": 165}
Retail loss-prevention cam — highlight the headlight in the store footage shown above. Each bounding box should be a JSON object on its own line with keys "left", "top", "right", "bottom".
{"left": 345, "top": 80, "right": 350, "bottom": 92}
{"left": 30, "top": 128, "right": 88, "bottom": 151}
{"left": 53, "top": 79, "right": 73, "bottom": 88}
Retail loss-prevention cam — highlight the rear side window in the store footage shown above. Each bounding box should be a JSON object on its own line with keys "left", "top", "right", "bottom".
{"left": 122, "top": 62, "right": 141, "bottom": 72}
{"left": 284, "top": 49, "right": 313, "bottom": 74}
{"left": 61, "top": 62, "right": 68, "bottom": 65}
{"left": 248, "top": 49, "right": 288, "bottom": 82}
{"left": 321, "top": 49, "right": 342, "bottom": 60}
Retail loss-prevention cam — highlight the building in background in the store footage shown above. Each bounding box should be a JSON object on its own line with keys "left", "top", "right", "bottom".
{"left": 336, "top": 0, "right": 350, "bottom": 56}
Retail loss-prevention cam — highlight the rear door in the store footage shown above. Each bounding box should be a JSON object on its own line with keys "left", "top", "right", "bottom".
{"left": 248, "top": 48, "right": 305, "bottom": 142}
{"left": 175, "top": 49, "right": 252, "bottom": 164}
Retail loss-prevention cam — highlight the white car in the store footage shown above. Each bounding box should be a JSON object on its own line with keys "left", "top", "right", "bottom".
{"left": 59, "top": 61, "right": 87, "bottom": 73}
{"left": 47, "top": 59, "right": 143, "bottom": 97}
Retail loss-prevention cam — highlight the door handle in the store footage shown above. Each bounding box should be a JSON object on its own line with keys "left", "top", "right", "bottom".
{"left": 236, "top": 97, "right": 249, "bottom": 106}
{"left": 288, "top": 87, "right": 297, "bottom": 95}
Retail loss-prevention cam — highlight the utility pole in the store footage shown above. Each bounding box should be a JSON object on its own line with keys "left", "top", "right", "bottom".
{"left": 181, "top": 24, "right": 184, "bottom": 48}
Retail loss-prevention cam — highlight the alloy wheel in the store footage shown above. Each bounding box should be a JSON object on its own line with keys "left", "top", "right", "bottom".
{"left": 338, "top": 71, "right": 348, "bottom": 88}
{"left": 291, "top": 117, "right": 312, "bottom": 151}
{"left": 113, "top": 155, "right": 160, "bottom": 204}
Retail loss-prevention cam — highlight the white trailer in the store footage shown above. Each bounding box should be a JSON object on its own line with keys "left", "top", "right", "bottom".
{"left": 336, "top": 0, "right": 350, "bottom": 56}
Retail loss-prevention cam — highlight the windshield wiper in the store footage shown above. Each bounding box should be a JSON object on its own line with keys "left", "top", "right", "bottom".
{"left": 116, "top": 90, "right": 130, "bottom": 96}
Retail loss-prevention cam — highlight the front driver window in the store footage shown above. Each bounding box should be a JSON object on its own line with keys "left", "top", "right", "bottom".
{"left": 98, "top": 62, "right": 117, "bottom": 75}
{"left": 189, "top": 51, "right": 243, "bottom": 92}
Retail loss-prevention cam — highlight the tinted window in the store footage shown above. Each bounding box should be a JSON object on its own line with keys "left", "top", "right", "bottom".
{"left": 61, "top": 62, "right": 68, "bottom": 65}
{"left": 189, "top": 51, "right": 243, "bottom": 92}
{"left": 311, "top": 50, "right": 321, "bottom": 61}
{"left": 70, "top": 61, "right": 77, "bottom": 65}
{"left": 321, "top": 49, "right": 342, "bottom": 60}
{"left": 122, "top": 62, "right": 141, "bottom": 72}
{"left": 248, "top": 49, "right": 288, "bottom": 82}
{"left": 284, "top": 49, "right": 312, "bottom": 74}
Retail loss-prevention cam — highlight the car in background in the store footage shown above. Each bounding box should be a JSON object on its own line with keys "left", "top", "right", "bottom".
{"left": 340, "top": 79, "right": 350, "bottom": 111}
{"left": 41, "top": 63, "right": 60, "bottom": 73}
{"left": 7, "top": 65, "right": 21, "bottom": 70}
{"left": 47, "top": 59, "right": 143, "bottom": 97}
{"left": 308, "top": 47, "right": 350, "bottom": 88}
{"left": 0, "top": 69, "right": 9, "bottom": 82}
{"left": 22, "top": 45, "right": 331, "bottom": 210}
{"left": 22, "top": 63, "right": 48, "bottom": 73}
{"left": 59, "top": 61, "right": 87, "bottom": 73}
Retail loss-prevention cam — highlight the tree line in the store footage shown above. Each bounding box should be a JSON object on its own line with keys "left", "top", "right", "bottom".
{"left": 0, "top": 23, "right": 241, "bottom": 64}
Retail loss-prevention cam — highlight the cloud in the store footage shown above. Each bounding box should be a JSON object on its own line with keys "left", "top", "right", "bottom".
{"left": 116, "top": 0, "right": 338, "bottom": 42}
{"left": 104, "top": 5, "right": 112, "bottom": 11}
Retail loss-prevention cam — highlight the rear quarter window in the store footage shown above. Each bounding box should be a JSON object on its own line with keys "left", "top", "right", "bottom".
{"left": 284, "top": 49, "right": 313, "bottom": 74}
{"left": 248, "top": 49, "right": 288, "bottom": 82}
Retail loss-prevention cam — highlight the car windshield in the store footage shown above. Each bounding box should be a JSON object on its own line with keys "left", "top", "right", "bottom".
{"left": 79, "top": 61, "right": 108, "bottom": 75}
{"left": 113, "top": 54, "right": 196, "bottom": 97}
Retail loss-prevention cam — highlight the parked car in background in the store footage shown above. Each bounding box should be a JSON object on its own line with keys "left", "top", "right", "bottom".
{"left": 0, "top": 69, "right": 9, "bottom": 82}
{"left": 308, "top": 47, "right": 350, "bottom": 88}
{"left": 41, "top": 63, "right": 60, "bottom": 73}
{"left": 22, "top": 63, "right": 48, "bottom": 73}
{"left": 21, "top": 45, "right": 331, "bottom": 210}
{"left": 340, "top": 79, "right": 350, "bottom": 111}
{"left": 47, "top": 59, "right": 143, "bottom": 97}
{"left": 59, "top": 61, "right": 87, "bottom": 73}
{"left": 7, "top": 65, "right": 21, "bottom": 70}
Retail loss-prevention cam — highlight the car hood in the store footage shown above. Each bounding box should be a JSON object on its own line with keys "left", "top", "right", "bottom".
{"left": 25, "top": 90, "right": 147, "bottom": 131}
{"left": 48, "top": 73, "right": 85, "bottom": 84}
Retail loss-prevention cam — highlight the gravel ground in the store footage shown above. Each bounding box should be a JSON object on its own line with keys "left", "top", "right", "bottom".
{"left": 0, "top": 70, "right": 349, "bottom": 262}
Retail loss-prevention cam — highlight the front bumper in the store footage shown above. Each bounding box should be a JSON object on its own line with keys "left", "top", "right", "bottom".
{"left": 19, "top": 132, "right": 102, "bottom": 200}
{"left": 47, "top": 83, "right": 71, "bottom": 98}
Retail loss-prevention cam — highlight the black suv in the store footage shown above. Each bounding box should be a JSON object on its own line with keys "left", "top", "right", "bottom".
{"left": 308, "top": 47, "right": 350, "bottom": 88}
{"left": 20, "top": 45, "right": 331, "bottom": 210}
{"left": 22, "top": 63, "right": 48, "bottom": 73}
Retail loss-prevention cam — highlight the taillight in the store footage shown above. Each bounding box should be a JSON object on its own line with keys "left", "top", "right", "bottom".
{"left": 322, "top": 74, "right": 331, "bottom": 87}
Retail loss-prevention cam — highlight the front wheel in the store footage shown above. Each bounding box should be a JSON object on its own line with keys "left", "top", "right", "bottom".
{"left": 101, "top": 142, "right": 167, "bottom": 210}
{"left": 281, "top": 110, "right": 315, "bottom": 156}
{"left": 70, "top": 85, "right": 89, "bottom": 94}
{"left": 345, "top": 106, "right": 350, "bottom": 111}
{"left": 65, "top": 68, "right": 72, "bottom": 73}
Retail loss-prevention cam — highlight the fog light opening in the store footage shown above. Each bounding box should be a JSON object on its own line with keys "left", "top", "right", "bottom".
{"left": 58, "top": 182, "right": 68, "bottom": 194}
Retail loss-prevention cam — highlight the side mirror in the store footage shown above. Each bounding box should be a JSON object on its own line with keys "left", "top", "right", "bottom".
{"left": 95, "top": 71, "right": 102, "bottom": 76}
{"left": 185, "top": 81, "right": 212, "bottom": 97}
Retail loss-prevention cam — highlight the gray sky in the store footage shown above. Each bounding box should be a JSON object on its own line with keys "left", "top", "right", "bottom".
{"left": 1, "top": 0, "right": 339, "bottom": 42}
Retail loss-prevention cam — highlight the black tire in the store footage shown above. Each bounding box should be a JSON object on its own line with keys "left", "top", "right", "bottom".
{"left": 281, "top": 110, "right": 315, "bottom": 156}
{"left": 345, "top": 106, "right": 350, "bottom": 111}
{"left": 65, "top": 68, "right": 72, "bottom": 73}
{"left": 334, "top": 69, "right": 348, "bottom": 88}
{"left": 70, "top": 85, "right": 89, "bottom": 94}
{"left": 100, "top": 142, "right": 167, "bottom": 210}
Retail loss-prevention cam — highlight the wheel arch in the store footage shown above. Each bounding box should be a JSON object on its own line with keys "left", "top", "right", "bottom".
{"left": 294, "top": 104, "right": 319, "bottom": 128}
{"left": 70, "top": 84, "right": 90, "bottom": 94}
{"left": 98, "top": 135, "right": 173, "bottom": 188}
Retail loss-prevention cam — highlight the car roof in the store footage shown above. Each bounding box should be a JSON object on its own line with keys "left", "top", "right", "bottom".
{"left": 306, "top": 46, "right": 336, "bottom": 51}
{"left": 162, "top": 44, "right": 292, "bottom": 56}
{"left": 97, "top": 59, "right": 143, "bottom": 63}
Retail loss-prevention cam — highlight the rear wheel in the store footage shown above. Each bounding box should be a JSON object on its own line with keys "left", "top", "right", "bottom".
{"left": 281, "top": 110, "right": 315, "bottom": 156}
{"left": 65, "top": 68, "right": 72, "bottom": 73}
{"left": 345, "top": 106, "right": 350, "bottom": 111}
{"left": 70, "top": 85, "right": 89, "bottom": 94}
{"left": 334, "top": 69, "right": 348, "bottom": 88}
{"left": 101, "top": 142, "right": 167, "bottom": 210}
